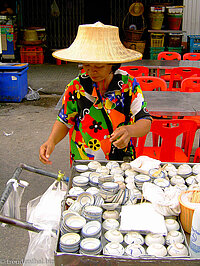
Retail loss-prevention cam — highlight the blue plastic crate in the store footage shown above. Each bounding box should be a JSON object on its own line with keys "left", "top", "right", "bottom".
{"left": 0, "top": 66, "right": 29, "bottom": 102}
{"left": 187, "top": 35, "right": 200, "bottom": 53}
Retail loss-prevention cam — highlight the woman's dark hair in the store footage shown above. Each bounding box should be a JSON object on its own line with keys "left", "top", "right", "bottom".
{"left": 111, "top": 63, "right": 121, "bottom": 73}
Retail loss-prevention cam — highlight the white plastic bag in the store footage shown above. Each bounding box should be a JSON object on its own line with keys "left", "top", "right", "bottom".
{"left": 2, "top": 179, "right": 29, "bottom": 221}
{"left": 24, "top": 181, "right": 67, "bottom": 266}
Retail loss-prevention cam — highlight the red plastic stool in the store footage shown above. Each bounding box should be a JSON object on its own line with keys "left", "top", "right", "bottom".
{"left": 194, "top": 147, "right": 200, "bottom": 163}
{"left": 56, "top": 59, "right": 67, "bottom": 65}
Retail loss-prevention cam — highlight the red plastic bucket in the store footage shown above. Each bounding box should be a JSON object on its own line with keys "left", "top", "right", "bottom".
{"left": 168, "top": 14, "right": 183, "bottom": 30}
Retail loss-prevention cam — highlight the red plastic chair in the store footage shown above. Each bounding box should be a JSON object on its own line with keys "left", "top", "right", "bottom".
{"left": 183, "top": 53, "right": 200, "bottom": 61}
{"left": 157, "top": 52, "right": 181, "bottom": 82}
{"left": 180, "top": 77, "right": 200, "bottom": 92}
{"left": 120, "top": 66, "right": 149, "bottom": 77}
{"left": 136, "top": 76, "right": 168, "bottom": 91}
{"left": 180, "top": 77, "right": 200, "bottom": 148}
{"left": 135, "top": 119, "right": 197, "bottom": 162}
{"left": 168, "top": 67, "right": 200, "bottom": 91}
{"left": 194, "top": 147, "right": 200, "bottom": 163}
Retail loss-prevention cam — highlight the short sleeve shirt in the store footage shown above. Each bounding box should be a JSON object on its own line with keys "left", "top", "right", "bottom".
{"left": 57, "top": 69, "right": 151, "bottom": 162}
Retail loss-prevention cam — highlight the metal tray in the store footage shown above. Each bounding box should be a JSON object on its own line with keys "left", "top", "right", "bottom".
{"left": 55, "top": 160, "right": 200, "bottom": 265}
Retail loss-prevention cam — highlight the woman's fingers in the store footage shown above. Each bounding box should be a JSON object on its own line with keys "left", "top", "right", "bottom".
{"left": 110, "top": 126, "right": 130, "bottom": 149}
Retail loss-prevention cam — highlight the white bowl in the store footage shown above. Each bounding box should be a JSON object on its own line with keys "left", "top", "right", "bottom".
{"left": 167, "top": 243, "right": 188, "bottom": 257}
{"left": 102, "top": 218, "right": 119, "bottom": 231}
{"left": 145, "top": 233, "right": 165, "bottom": 246}
{"left": 77, "top": 192, "right": 94, "bottom": 207}
{"left": 81, "top": 220, "right": 101, "bottom": 237}
{"left": 165, "top": 230, "right": 184, "bottom": 245}
{"left": 88, "top": 161, "right": 101, "bottom": 171}
{"left": 104, "top": 229, "right": 123, "bottom": 243}
{"left": 60, "top": 232, "right": 80, "bottom": 246}
{"left": 146, "top": 243, "right": 167, "bottom": 257}
{"left": 103, "top": 210, "right": 119, "bottom": 220}
{"left": 106, "top": 161, "right": 120, "bottom": 170}
{"left": 193, "top": 164, "right": 200, "bottom": 175}
{"left": 135, "top": 174, "right": 151, "bottom": 183}
{"left": 103, "top": 242, "right": 124, "bottom": 256}
{"left": 65, "top": 215, "right": 86, "bottom": 230}
{"left": 102, "top": 203, "right": 119, "bottom": 211}
{"left": 101, "top": 182, "right": 119, "bottom": 192}
{"left": 96, "top": 166, "right": 110, "bottom": 175}
{"left": 154, "top": 178, "right": 170, "bottom": 189}
{"left": 80, "top": 237, "right": 101, "bottom": 251}
{"left": 86, "top": 186, "right": 100, "bottom": 195}
{"left": 165, "top": 219, "right": 180, "bottom": 232}
{"left": 165, "top": 163, "right": 177, "bottom": 172}
{"left": 68, "top": 186, "right": 84, "bottom": 196}
{"left": 121, "top": 162, "right": 131, "bottom": 171}
{"left": 73, "top": 175, "right": 89, "bottom": 185}
{"left": 170, "top": 175, "right": 185, "bottom": 186}
{"left": 168, "top": 169, "right": 178, "bottom": 178}
{"left": 125, "top": 244, "right": 146, "bottom": 257}
{"left": 185, "top": 176, "right": 197, "bottom": 186}
{"left": 177, "top": 164, "right": 192, "bottom": 178}
{"left": 124, "top": 232, "right": 144, "bottom": 245}
{"left": 110, "top": 167, "right": 124, "bottom": 176}
{"left": 68, "top": 201, "right": 82, "bottom": 213}
{"left": 113, "top": 174, "right": 125, "bottom": 183}
{"left": 80, "top": 171, "right": 92, "bottom": 177}
{"left": 89, "top": 172, "right": 102, "bottom": 185}
{"left": 124, "top": 169, "right": 137, "bottom": 178}
{"left": 149, "top": 168, "right": 166, "bottom": 179}
{"left": 75, "top": 164, "right": 89, "bottom": 172}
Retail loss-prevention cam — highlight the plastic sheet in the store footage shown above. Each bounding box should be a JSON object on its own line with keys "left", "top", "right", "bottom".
{"left": 24, "top": 181, "right": 67, "bottom": 266}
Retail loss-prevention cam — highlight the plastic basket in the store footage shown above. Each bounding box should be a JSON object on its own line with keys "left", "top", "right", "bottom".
{"left": 150, "top": 47, "right": 165, "bottom": 59}
{"left": 20, "top": 46, "right": 44, "bottom": 64}
{"left": 167, "top": 46, "right": 182, "bottom": 55}
{"left": 178, "top": 190, "right": 200, "bottom": 233}
{"left": 150, "top": 33, "right": 165, "bottom": 47}
{"left": 149, "top": 12, "right": 164, "bottom": 30}
{"left": 168, "top": 34, "right": 182, "bottom": 47}
{"left": 187, "top": 35, "right": 200, "bottom": 53}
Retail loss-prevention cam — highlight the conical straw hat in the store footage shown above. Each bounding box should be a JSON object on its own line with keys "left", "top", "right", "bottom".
{"left": 52, "top": 22, "right": 142, "bottom": 63}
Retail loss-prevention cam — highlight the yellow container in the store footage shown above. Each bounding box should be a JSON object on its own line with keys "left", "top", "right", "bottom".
{"left": 149, "top": 12, "right": 164, "bottom": 30}
{"left": 150, "top": 33, "right": 165, "bottom": 47}
{"left": 178, "top": 190, "right": 200, "bottom": 233}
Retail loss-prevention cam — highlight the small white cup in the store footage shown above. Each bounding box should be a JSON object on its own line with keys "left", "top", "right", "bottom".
{"left": 147, "top": 243, "right": 167, "bottom": 257}
{"left": 165, "top": 219, "right": 180, "bottom": 232}
{"left": 165, "top": 230, "right": 184, "bottom": 245}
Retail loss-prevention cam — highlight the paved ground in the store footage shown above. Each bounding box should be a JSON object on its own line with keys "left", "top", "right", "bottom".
{"left": 0, "top": 62, "right": 199, "bottom": 265}
{"left": 0, "top": 62, "right": 79, "bottom": 264}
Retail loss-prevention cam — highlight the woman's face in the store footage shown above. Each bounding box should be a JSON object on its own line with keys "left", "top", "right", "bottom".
{"left": 82, "top": 63, "right": 113, "bottom": 82}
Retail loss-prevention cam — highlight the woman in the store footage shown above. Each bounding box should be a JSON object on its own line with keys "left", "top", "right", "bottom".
{"left": 39, "top": 22, "right": 152, "bottom": 165}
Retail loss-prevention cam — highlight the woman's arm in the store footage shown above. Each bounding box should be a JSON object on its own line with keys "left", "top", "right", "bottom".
{"left": 39, "top": 120, "right": 70, "bottom": 164}
{"left": 109, "top": 119, "right": 151, "bottom": 149}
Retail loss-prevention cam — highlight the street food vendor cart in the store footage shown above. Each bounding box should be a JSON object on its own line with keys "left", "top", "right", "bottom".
{"left": 1, "top": 159, "right": 200, "bottom": 265}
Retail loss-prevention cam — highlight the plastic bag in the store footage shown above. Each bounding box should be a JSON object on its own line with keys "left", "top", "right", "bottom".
{"left": 142, "top": 182, "right": 181, "bottom": 216}
{"left": 2, "top": 179, "right": 29, "bottom": 221}
{"left": 25, "top": 87, "right": 42, "bottom": 101}
{"left": 24, "top": 181, "right": 67, "bottom": 266}
{"left": 51, "top": 0, "right": 60, "bottom": 17}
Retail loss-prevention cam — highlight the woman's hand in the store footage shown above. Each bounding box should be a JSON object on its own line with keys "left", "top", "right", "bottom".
{"left": 110, "top": 126, "right": 130, "bottom": 149}
{"left": 39, "top": 140, "right": 55, "bottom": 165}
{"left": 109, "top": 119, "right": 151, "bottom": 149}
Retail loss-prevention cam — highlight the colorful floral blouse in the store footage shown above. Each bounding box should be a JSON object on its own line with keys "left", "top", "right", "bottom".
{"left": 57, "top": 69, "right": 151, "bottom": 163}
